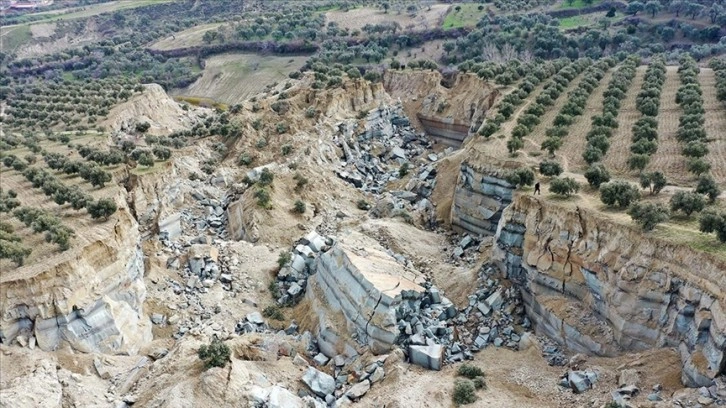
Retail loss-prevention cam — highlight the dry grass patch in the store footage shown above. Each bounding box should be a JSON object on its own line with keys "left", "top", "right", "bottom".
{"left": 325, "top": 5, "right": 449, "bottom": 32}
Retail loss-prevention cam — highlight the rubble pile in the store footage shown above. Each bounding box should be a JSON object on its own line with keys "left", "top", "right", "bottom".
{"left": 272, "top": 231, "right": 334, "bottom": 306}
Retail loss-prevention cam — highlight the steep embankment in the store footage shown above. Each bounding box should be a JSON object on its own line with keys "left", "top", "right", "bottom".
{"left": 384, "top": 70, "right": 498, "bottom": 147}
{"left": 0, "top": 205, "right": 151, "bottom": 354}
{"left": 447, "top": 157, "right": 725, "bottom": 387}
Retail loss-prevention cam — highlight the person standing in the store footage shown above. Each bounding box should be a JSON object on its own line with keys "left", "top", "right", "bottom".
{"left": 534, "top": 181, "right": 541, "bottom": 195}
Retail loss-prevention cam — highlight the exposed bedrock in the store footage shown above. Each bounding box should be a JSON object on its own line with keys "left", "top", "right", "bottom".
{"left": 304, "top": 236, "right": 425, "bottom": 358}
{"left": 0, "top": 209, "right": 152, "bottom": 354}
{"left": 449, "top": 163, "right": 725, "bottom": 387}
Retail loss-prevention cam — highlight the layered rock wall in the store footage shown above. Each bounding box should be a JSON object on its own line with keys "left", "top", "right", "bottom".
{"left": 0, "top": 208, "right": 152, "bottom": 354}
{"left": 449, "top": 164, "right": 725, "bottom": 387}
{"left": 305, "top": 243, "right": 424, "bottom": 357}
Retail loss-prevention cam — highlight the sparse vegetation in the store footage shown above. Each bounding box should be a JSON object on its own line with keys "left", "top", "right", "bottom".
{"left": 198, "top": 337, "right": 230, "bottom": 369}
{"left": 549, "top": 177, "right": 580, "bottom": 197}
{"left": 628, "top": 202, "right": 670, "bottom": 231}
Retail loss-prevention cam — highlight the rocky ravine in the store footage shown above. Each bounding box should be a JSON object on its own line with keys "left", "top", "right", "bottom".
{"left": 450, "top": 158, "right": 726, "bottom": 388}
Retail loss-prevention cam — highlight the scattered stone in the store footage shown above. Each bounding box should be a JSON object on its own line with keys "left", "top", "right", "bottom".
{"left": 313, "top": 353, "right": 329, "bottom": 366}
{"left": 409, "top": 344, "right": 443, "bottom": 371}
{"left": 301, "top": 367, "right": 336, "bottom": 397}
{"left": 148, "top": 348, "right": 169, "bottom": 360}
{"left": 618, "top": 369, "right": 640, "bottom": 388}
{"left": 94, "top": 357, "right": 111, "bottom": 380}
{"left": 345, "top": 380, "right": 370, "bottom": 400}
{"left": 293, "top": 355, "right": 309, "bottom": 367}
{"left": 369, "top": 367, "right": 385, "bottom": 383}
{"left": 151, "top": 314, "right": 165, "bottom": 325}
{"left": 246, "top": 312, "right": 265, "bottom": 325}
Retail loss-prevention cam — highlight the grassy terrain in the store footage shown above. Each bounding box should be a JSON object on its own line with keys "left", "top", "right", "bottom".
{"left": 172, "top": 53, "right": 309, "bottom": 105}
{"left": 4, "top": 0, "right": 173, "bottom": 27}
{"left": 0, "top": 25, "right": 32, "bottom": 54}
{"left": 558, "top": 15, "right": 589, "bottom": 28}
{"left": 559, "top": 0, "right": 602, "bottom": 9}
{"left": 149, "top": 22, "right": 226, "bottom": 51}
{"left": 442, "top": 3, "right": 487, "bottom": 29}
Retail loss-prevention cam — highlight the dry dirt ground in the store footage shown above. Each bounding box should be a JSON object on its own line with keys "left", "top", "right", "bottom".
{"left": 325, "top": 5, "right": 450, "bottom": 32}
{"left": 172, "top": 53, "right": 309, "bottom": 105}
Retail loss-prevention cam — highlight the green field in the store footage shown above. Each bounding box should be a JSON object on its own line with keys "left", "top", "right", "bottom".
{"left": 559, "top": 15, "right": 589, "bottom": 28}
{"left": 559, "top": 0, "right": 602, "bottom": 9}
{"left": 0, "top": 25, "right": 32, "bottom": 53}
{"left": 442, "top": 3, "right": 487, "bottom": 29}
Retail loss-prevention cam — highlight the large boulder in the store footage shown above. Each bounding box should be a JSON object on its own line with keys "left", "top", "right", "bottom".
{"left": 302, "top": 367, "right": 335, "bottom": 397}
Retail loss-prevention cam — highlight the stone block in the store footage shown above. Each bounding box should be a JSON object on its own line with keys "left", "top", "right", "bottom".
{"left": 409, "top": 344, "right": 443, "bottom": 370}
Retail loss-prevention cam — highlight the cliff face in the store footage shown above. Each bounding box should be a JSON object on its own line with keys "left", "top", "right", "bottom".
{"left": 383, "top": 71, "right": 498, "bottom": 147}
{"left": 0, "top": 208, "right": 151, "bottom": 354}
{"left": 449, "top": 164, "right": 725, "bottom": 387}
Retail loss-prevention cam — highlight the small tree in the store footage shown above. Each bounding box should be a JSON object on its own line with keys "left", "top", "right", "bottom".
{"left": 695, "top": 174, "right": 721, "bottom": 203}
{"left": 600, "top": 181, "right": 641, "bottom": 208}
{"left": 293, "top": 200, "right": 306, "bottom": 214}
{"left": 507, "top": 138, "right": 523, "bottom": 155}
{"left": 628, "top": 154, "right": 650, "bottom": 172}
{"left": 539, "top": 160, "right": 563, "bottom": 177}
{"left": 628, "top": 202, "right": 669, "bottom": 231}
{"left": 399, "top": 162, "right": 410, "bottom": 178}
{"left": 152, "top": 146, "right": 172, "bottom": 161}
{"left": 198, "top": 337, "right": 230, "bottom": 369}
{"left": 135, "top": 122, "right": 151, "bottom": 134}
{"left": 699, "top": 211, "right": 726, "bottom": 242}
{"left": 258, "top": 168, "right": 274, "bottom": 187}
{"left": 584, "top": 163, "right": 611, "bottom": 188}
{"left": 137, "top": 153, "right": 155, "bottom": 167}
{"left": 670, "top": 191, "right": 705, "bottom": 216}
{"left": 255, "top": 188, "right": 271, "bottom": 208}
{"left": 687, "top": 158, "right": 711, "bottom": 176}
{"left": 639, "top": 171, "right": 667, "bottom": 195}
{"left": 87, "top": 198, "right": 117, "bottom": 220}
{"left": 550, "top": 177, "right": 580, "bottom": 197}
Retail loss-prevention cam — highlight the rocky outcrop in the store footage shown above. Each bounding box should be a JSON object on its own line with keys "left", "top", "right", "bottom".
{"left": 450, "top": 160, "right": 519, "bottom": 236}
{"left": 489, "top": 194, "right": 725, "bottom": 387}
{"left": 0, "top": 208, "right": 152, "bottom": 355}
{"left": 304, "top": 234, "right": 425, "bottom": 357}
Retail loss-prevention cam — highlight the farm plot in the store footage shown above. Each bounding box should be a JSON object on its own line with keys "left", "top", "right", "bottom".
{"left": 172, "top": 53, "right": 309, "bottom": 105}
{"left": 559, "top": 69, "right": 614, "bottom": 172}
{"left": 523, "top": 72, "right": 588, "bottom": 157}
{"left": 602, "top": 66, "right": 646, "bottom": 177}
{"left": 700, "top": 68, "right": 726, "bottom": 187}
{"left": 644, "top": 66, "right": 688, "bottom": 185}
{"left": 325, "top": 5, "right": 449, "bottom": 32}
{"left": 149, "top": 22, "right": 225, "bottom": 51}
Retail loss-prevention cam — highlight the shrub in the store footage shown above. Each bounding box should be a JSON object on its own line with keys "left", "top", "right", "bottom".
{"left": 152, "top": 146, "right": 172, "bottom": 161}
{"left": 670, "top": 191, "right": 706, "bottom": 216}
{"left": 293, "top": 173, "right": 308, "bottom": 192}
{"left": 584, "top": 163, "right": 611, "bottom": 188}
{"left": 627, "top": 202, "right": 669, "bottom": 231}
{"left": 453, "top": 379, "right": 477, "bottom": 405}
{"left": 505, "top": 168, "right": 535, "bottom": 188}
{"left": 238, "top": 152, "right": 254, "bottom": 166}
{"left": 699, "top": 211, "right": 726, "bottom": 242}
{"left": 255, "top": 138, "right": 268, "bottom": 149}
{"left": 549, "top": 177, "right": 579, "bottom": 197}
{"left": 457, "top": 364, "right": 485, "bottom": 379}
{"left": 293, "top": 200, "right": 306, "bottom": 214}
{"left": 539, "top": 160, "right": 563, "bottom": 177}
{"left": 687, "top": 158, "right": 711, "bottom": 176}
{"left": 695, "top": 174, "right": 721, "bottom": 203}
{"left": 137, "top": 153, "right": 155, "bottom": 167}
{"left": 628, "top": 154, "right": 649, "bottom": 172}
{"left": 87, "top": 198, "right": 117, "bottom": 220}
{"left": 399, "top": 162, "right": 410, "bottom": 178}
{"left": 254, "top": 188, "right": 271, "bottom": 208}
{"left": 357, "top": 199, "right": 370, "bottom": 210}
{"left": 258, "top": 168, "right": 274, "bottom": 187}
{"left": 198, "top": 338, "right": 230, "bottom": 369}
{"left": 600, "top": 181, "right": 641, "bottom": 208}
{"left": 639, "top": 171, "right": 667, "bottom": 195}
{"left": 276, "top": 122, "right": 288, "bottom": 134}
{"left": 135, "top": 122, "right": 150, "bottom": 133}
{"left": 281, "top": 144, "right": 293, "bottom": 156}
{"left": 277, "top": 251, "right": 291, "bottom": 268}
{"left": 263, "top": 305, "right": 285, "bottom": 320}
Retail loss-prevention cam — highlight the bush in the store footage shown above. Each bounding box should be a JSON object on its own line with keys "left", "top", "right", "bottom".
{"left": 505, "top": 168, "right": 535, "bottom": 188}
{"left": 670, "top": 191, "right": 705, "bottom": 216}
{"left": 687, "top": 158, "right": 711, "bottom": 175}
{"left": 600, "top": 181, "right": 641, "bottom": 208}
{"left": 152, "top": 146, "right": 172, "bottom": 161}
{"left": 539, "top": 160, "right": 563, "bottom": 177}
{"left": 293, "top": 200, "right": 306, "bottom": 214}
{"left": 87, "top": 198, "right": 117, "bottom": 220}
{"left": 457, "top": 364, "right": 485, "bottom": 379}
{"left": 357, "top": 199, "right": 370, "bottom": 210}
{"left": 699, "top": 211, "right": 726, "bottom": 242}
{"left": 399, "top": 162, "right": 410, "bottom": 178}
{"left": 238, "top": 152, "right": 254, "bottom": 166}
{"left": 472, "top": 377, "right": 486, "bottom": 390}
{"left": 293, "top": 173, "right": 308, "bottom": 192}
{"left": 549, "top": 177, "right": 579, "bottom": 197}
{"left": 258, "top": 168, "right": 274, "bottom": 187}
{"left": 138, "top": 153, "right": 155, "bottom": 167}
{"left": 263, "top": 305, "right": 285, "bottom": 320}
{"left": 639, "top": 171, "right": 667, "bottom": 195}
{"left": 628, "top": 154, "right": 649, "bottom": 172}
{"left": 695, "top": 174, "right": 721, "bottom": 203}
{"left": 254, "top": 188, "right": 271, "bottom": 208}
{"left": 198, "top": 338, "right": 230, "bottom": 369}
{"left": 584, "top": 163, "right": 610, "bottom": 188}
{"left": 277, "top": 251, "right": 291, "bottom": 268}
{"left": 627, "top": 202, "right": 670, "bottom": 231}
{"left": 453, "top": 379, "right": 477, "bottom": 405}
{"left": 281, "top": 144, "right": 293, "bottom": 156}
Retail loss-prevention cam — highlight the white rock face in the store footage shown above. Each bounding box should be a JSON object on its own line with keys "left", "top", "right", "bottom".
{"left": 0, "top": 210, "right": 152, "bottom": 355}
{"left": 305, "top": 236, "right": 424, "bottom": 357}
{"left": 0, "top": 360, "right": 62, "bottom": 408}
